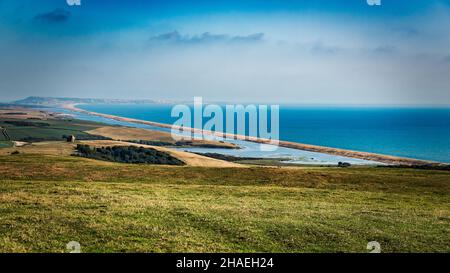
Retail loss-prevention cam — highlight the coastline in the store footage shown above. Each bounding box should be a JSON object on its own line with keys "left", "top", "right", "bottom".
{"left": 63, "top": 103, "right": 440, "bottom": 166}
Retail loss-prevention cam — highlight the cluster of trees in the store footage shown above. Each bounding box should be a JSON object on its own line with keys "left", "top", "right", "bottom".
{"left": 76, "top": 144, "right": 184, "bottom": 165}
{"left": 20, "top": 137, "right": 61, "bottom": 142}
{"left": 127, "top": 140, "right": 200, "bottom": 147}
{"left": 193, "top": 152, "right": 261, "bottom": 162}
{"left": 62, "top": 134, "right": 112, "bottom": 141}
{"left": 128, "top": 139, "right": 235, "bottom": 149}
{"left": 175, "top": 141, "right": 235, "bottom": 149}
{"left": 385, "top": 164, "right": 450, "bottom": 171}
{"left": 128, "top": 140, "right": 174, "bottom": 146}
{"left": 5, "top": 121, "right": 50, "bottom": 127}
{"left": 16, "top": 134, "right": 110, "bottom": 143}
{"left": 3, "top": 112, "right": 26, "bottom": 115}
{"left": 338, "top": 162, "right": 352, "bottom": 167}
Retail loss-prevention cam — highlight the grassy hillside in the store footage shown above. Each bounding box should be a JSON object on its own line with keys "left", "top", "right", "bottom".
{"left": 0, "top": 154, "right": 449, "bottom": 253}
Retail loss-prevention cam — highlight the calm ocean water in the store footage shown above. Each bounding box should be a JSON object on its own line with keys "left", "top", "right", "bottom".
{"left": 79, "top": 104, "right": 450, "bottom": 163}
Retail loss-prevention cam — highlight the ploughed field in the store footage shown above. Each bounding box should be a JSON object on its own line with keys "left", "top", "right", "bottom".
{"left": 0, "top": 154, "right": 449, "bottom": 253}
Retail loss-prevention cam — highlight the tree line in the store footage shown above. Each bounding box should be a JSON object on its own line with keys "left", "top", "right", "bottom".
{"left": 76, "top": 144, "right": 185, "bottom": 165}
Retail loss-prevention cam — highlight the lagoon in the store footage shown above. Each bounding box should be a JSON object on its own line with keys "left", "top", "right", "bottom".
{"left": 75, "top": 104, "right": 450, "bottom": 163}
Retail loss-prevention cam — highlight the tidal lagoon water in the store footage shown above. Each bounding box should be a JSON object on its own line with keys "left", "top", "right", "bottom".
{"left": 74, "top": 104, "right": 450, "bottom": 163}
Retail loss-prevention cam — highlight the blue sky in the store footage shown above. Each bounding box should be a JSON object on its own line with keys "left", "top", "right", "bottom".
{"left": 1, "top": 0, "right": 450, "bottom": 104}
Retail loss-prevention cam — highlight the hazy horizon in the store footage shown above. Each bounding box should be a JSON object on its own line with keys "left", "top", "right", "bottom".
{"left": 1, "top": 0, "right": 450, "bottom": 105}
{"left": 4, "top": 96, "right": 450, "bottom": 108}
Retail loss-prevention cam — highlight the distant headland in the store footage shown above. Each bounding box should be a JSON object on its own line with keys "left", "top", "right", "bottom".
{"left": 12, "top": 96, "right": 160, "bottom": 106}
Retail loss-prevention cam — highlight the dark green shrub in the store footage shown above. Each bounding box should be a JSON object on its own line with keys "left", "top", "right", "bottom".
{"left": 5, "top": 121, "right": 50, "bottom": 127}
{"left": 75, "top": 144, "right": 184, "bottom": 165}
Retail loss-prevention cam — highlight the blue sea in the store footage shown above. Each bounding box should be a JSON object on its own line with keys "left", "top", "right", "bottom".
{"left": 78, "top": 104, "right": 450, "bottom": 163}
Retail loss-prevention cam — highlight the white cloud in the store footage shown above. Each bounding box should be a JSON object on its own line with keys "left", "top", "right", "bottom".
{"left": 1, "top": 7, "right": 450, "bottom": 105}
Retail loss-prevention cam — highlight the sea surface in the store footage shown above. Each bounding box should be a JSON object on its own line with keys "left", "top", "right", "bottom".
{"left": 77, "top": 104, "right": 450, "bottom": 163}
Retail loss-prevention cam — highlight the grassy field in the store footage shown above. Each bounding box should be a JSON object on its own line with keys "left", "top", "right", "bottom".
{"left": 0, "top": 118, "right": 104, "bottom": 142}
{"left": 0, "top": 154, "right": 449, "bottom": 253}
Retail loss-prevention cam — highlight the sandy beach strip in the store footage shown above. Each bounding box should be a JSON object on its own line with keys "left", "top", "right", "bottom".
{"left": 63, "top": 104, "right": 440, "bottom": 166}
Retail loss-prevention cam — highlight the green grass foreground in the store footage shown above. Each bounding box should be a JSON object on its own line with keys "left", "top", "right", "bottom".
{"left": 0, "top": 154, "right": 449, "bottom": 253}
